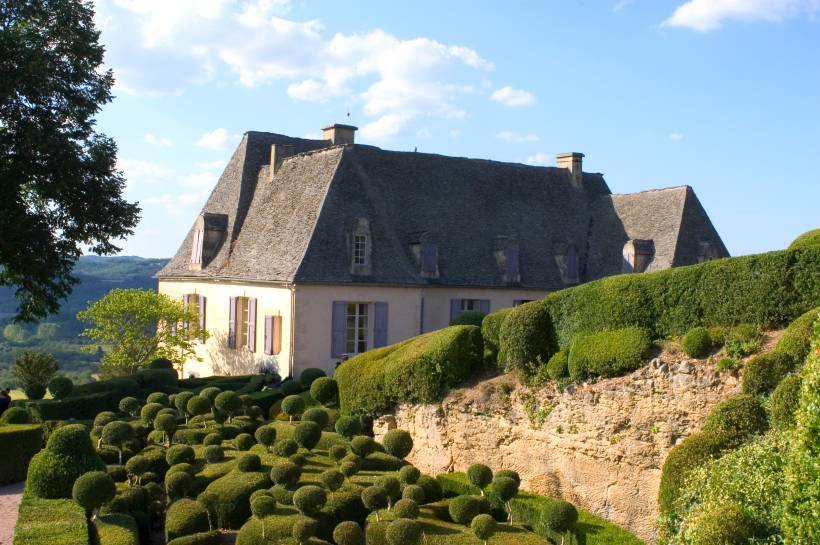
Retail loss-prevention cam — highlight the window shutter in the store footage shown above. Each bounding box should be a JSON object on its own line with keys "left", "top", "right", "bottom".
{"left": 480, "top": 300, "right": 491, "bottom": 314}
{"left": 421, "top": 242, "right": 438, "bottom": 274}
{"left": 247, "top": 298, "right": 257, "bottom": 352}
{"left": 273, "top": 316, "right": 282, "bottom": 355}
{"left": 264, "top": 315, "right": 273, "bottom": 355}
{"left": 374, "top": 302, "right": 388, "bottom": 348}
{"left": 331, "top": 301, "right": 347, "bottom": 358}
{"left": 199, "top": 296, "right": 206, "bottom": 334}
{"left": 191, "top": 229, "right": 203, "bottom": 263}
{"left": 450, "top": 299, "right": 461, "bottom": 323}
{"left": 228, "top": 296, "right": 237, "bottom": 348}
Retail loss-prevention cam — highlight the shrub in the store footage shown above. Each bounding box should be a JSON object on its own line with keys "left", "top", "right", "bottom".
{"left": 203, "top": 432, "right": 223, "bottom": 446}
{"left": 125, "top": 455, "right": 149, "bottom": 483}
{"left": 250, "top": 495, "right": 277, "bottom": 539}
{"left": 292, "top": 516, "right": 318, "bottom": 543}
{"left": 682, "top": 327, "right": 712, "bottom": 358}
{"left": 299, "top": 367, "right": 327, "bottom": 388}
{"left": 491, "top": 476, "right": 519, "bottom": 517}
{"left": 703, "top": 393, "right": 768, "bottom": 447}
{"left": 12, "top": 352, "right": 58, "bottom": 398}
{"left": 253, "top": 425, "right": 276, "bottom": 450}
{"left": 497, "top": 302, "right": 557, "bottom": 377}
{"left": 349, "top": 435, "right": 375, "bottom": 458}
{"left": 165, "top": 498, "right": 210, "bottom": 541}
{"left": 335, "top": 416, "right": 362, "bottom": 438}
{"left": 166, "top": 444, "right": 195, "bottom": 466}
{"left": 386, "top": 518, "right": 422, "bottom": 545}
{"left": 361, "top": 485, "right": 389, "bottom": 520}
{"left": 658, "top": 431, "right": 727, "bottom": 515}
{"left": 471, "top": 513, "right": 496, "bottom": 543}
{"left": 320, "top": 469, "right": 344, "bottom": 492}
{"left": 140, "top": 402, "right": 163, "bottom": 425}
{"left": 234, "top": 433, "right": 255, "bottom": 451}
{"left": 494, "top": 469, "right": 521, "bottom": 486}
{"left": 73, "top": 470, "right": 116, "bottom": 517}
{"left": 333, "top": 521, "right": 365, "bottom": 545}
{"left": 0, "top": 423, "right": 41, "bottom": 485}
{"left": 134, "top": 368, "right": 178, "bottom": 390}
{"left": 281, "top": 395, "right": 306, "bottom": 422}
{"left": 294, "top": 421, "right": 322, "bottom": 451}
{"left": 546, "top": 350, "right": 569, "bottom": 381}
{"left": 788, "top": 228, "right": 820, "bottom": 250}
{"left": 147, "top": 391, "right": 170, "bottom": 406}
{"left": 204, "top": 470, "right": 271, "bottom": 529}
{"left": 449, "top": 495, "right": 485, "bottom": 525}
{"left": 382, "top": 429, "right": 413, "bottom": 459}
{"left": 167, "top": 532, "right": 221, "bottom": 545}
{"left": 310, "top": 377, "right": 338, "bottom": 406}
{"left": 203, "top": 445, "right": 224, "bottom": 464}
{"left": 119, "top": 397, "right": 140, "bottom": 416}
{"left": 416, "top": 475, "right": 443, "bottom": 503}
{"left": 451, "top": 310, "right": 486, "bottom": 327}
{"left": 399, "top": 465, "right": 420, "bottom": 485}
{"left": 47, "top": 375, "right": 73, "bottom": 399}
{"left": 0, "top": 406, "right": 30, "bottom": 424}
{"left": 153, "top": 413, "right": 177, "bottom": 446}
{"left": 275, "top": 438, "right": 299, "bottom": 457}
{"left": 467, "top": 464, "right": 493, "bottom": 494}
{"left": 540, "top": 499, "right": 578, "bottom": 532}
{"left": 393, "top": 498, "right": 419, "bottom": 519}
{"left": 742, "top": 351, "right": 795, "bottom": 395}
{"left": 293, "top": 485, "right": 327, "bottom": 516}
{"left": 771, "top": 373, "right": 802, "bottom": 430}
{"left": 214, "top": 391, "right": 242, "bottom": 421}
{"left": 301, "top": 407, "right": 329, "bottom": 428}
{"left": 777, "top": 306, "right": 819, "bottom": 365}
{"left": 186, "top": 396, "right": 211, "bottom": 420}
{"left": 168, "top": 462, "right": 195, "bottom": 477}
{"left": 148, "top": 357, "right": 174, "bottom": 370}
{"left": 481, "top": 308, "right": 512, "bottom": 361}
{"left": 725, "top": 323, "right": 762, "bottom": 358}
{"left": 26, "top": 423, "right": 106, "bottom": 498}
{"left": 237, "top": 453, "right": 261, "bottom": 472}
{"left": 340, "top": 461, "right": 359, "bottom": 479}
{"left": 568, "top": 327, "right": 652, "bottom": 381}
{"left": 270, "top": 460, "right": 302, "bottom": 487}
{"left": 329, "top": 444, "right": 348, "bottom": 463}
{"left": 682, "top": 502, "right": 755, "bottom": 545}
{"left": 336, "top": 325, "right": 484, "bottom": 415}
{"left": 166, "top": 470, "right": 193, "bottom": 502}
{"left": 402, "top": 485, "right": 425, "bottom": 504}
{"left": 279, "top": 379, "right": 302, "bottom": 396}
{"left": 102, "top": 420, "right": 136, "bottom": 464}
{"left": 376, "top": 475, "right": 402, "bottom": 506}
{"left": 199, "top": 387, "right": 221, "bottom": 404}
{"left": 716, "top": 357, "right": 738, "bottom": 372}
{"left": 290, "top": 453, "right": 307, "bottom": 466}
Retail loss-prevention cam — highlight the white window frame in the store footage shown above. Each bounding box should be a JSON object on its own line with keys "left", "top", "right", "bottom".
{"left": 345, "top": 302, "right": 369, "bottom": 355}
{"left": 460, "top": 299, "right": 482, "bottom": 313}
{"left": 353, "top": 234, "right": 368, "bottom": 265}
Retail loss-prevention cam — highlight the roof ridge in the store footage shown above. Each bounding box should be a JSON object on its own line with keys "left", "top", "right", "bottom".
{"left": 610, "top": 185, "right": 690, "bottom": 197}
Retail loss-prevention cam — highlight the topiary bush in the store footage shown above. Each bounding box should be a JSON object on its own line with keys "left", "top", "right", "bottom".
{"left": 393, "top": 498, "right": 420, "bottom": 519}
{"left": 101, "top": 420, "right": 136, "bottom": 464}
{"left": 703, "top": 393, "right": 768, "bottom": 448}
{"left": 658, "top": 431, "right": 727, "bottom": 515}
{"left": 350, "top": 435, "right": 376, "bottom": 458}
{"left": 385, "top": 517, "right": 422, "bottom": 545}
{"left": 279, "top": 379, "right": 302, "bottom": 397}
{"left": 234, "top": 433, "right": 255, "bottom": 451}
{"left": 471, "top": 513, "right": 496, "bottom": 544}
{"left": 237, "top": 453, "right": 261, "bottom": 472}
{"left": 788, "top": 228, "right": 820, "bottom": 251}
{"left": 0, "top": 406, "right": 30, "bottom": 424}
{"left": 568, "top": 327, "right": 652, "bottom": 381}
{"left": 682, "top": 502, "right": 755, "bottom": 545}
{"left": 26, "top": 423, "right": 106, "bottom": 498}
{"left": 361, "top": 485, "right": 389, "bottom": 521}
{"left": 293, "top": 485, "right": 327, "bottom": 516}
{"left": 777, "top": 306, "right": 818, "bottom": 366}
{"left": 47, "top": 375, "right": 73, "bottom": 399}
{"left": 148, "top": 357, "right": 174, "bottom": 370}
{"left": 299, "top": 368, "right": 326, "bottom": 388}
{"left": 725, "top": 323, "right": 762, "bottom": 358}
{"left": 546, "top": 350, "right": 569, "bottom": 381}
{"left": 416, "top": 474, "right": 443, "bottom": 503}
{"left": 166, "top": 444, "right": 195, "bottom": 466}
{"left": 467, "top": 464, "right": 493, "bottom": 494}
{"left": 335, "top": 416, "right": 362, "bottom": 439}
{"left": 402, "top": 485, "right": 425, "bottom": 504}
{"left": 72, "top": 470, "right": 116, "bottom": 518}
{"left": 214, "top": 391, "right": 242, "bottom": 422}
{"left": 292, "top": 516, "right": 318, "bottom": 544}
{"left": 166, "top": 470, "right": 193, "bottom": 502}
{"left": 254, "top": 425, "right": 276, "bottom": 451}
{"left": 448, "top": 495, "right": 485, "bottom": 525}
{"left": 399, "top": 465, "right": 420, "bottom": 485}
{"left": 771, "top": 373, "right": 802, "bottom": 430}
{"left": 481, "top": 308, "right": 512, "bottom": 362}
{"left": 270, "top": 460, "right": 302, "bottom": 487}
{"left": 165, "top": 498, "right": 210, "bottom": 541}
{"left": 451, "top": 310, "right": 486, "bottom": 327}
{"left": 310, "top": 377, "right": 338, "bottom": 406}
{"left": 119, "top": 397, "right": 140, "bottom": 417}
{"left": 540, "top": 499, "right": 578, "bottom": 532}
{"left": 140, "top": 402, "right": 163, "bottom": 425}
{"left": 382, "top": 429, "right": 413, "bottom": 459}
{"left": 333, "top": 521, "right": 365, "bottom": 545}
{"left": 742, "top": 351, "right": 795, "bottom": 396}
{"left": 301, "top": 407, "right": 329, "bottom": 428}
{"left": 497, "top": 302, "right": 557, "bottom": 377}
{"left": 275, "top": 438, "right": 299, "bottom": 458}
{"left": 682, "top": 327, "right": 712, "bottom": 358}
{"left": 147, "top": 391, "right": 170, "bottom": 406}
{"left": 294, "top": 421, "right": 321, "bottom": 451}
{"left": 203, "top": 445, "right": 224, "bottom": 464}
{"left": 281, "top": 395, "right": 305, "bottom": 422}
{"left": 203, "top": 432, "right": 223, "bottom": 447}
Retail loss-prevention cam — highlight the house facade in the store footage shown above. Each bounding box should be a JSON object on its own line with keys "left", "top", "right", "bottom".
{"left": 157, "top": 124, "right": 728, "bottom": 378}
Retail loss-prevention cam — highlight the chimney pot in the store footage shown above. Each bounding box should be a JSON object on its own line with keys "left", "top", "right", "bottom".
{"left": 322, "top": 123, "right": 358, "bottom": 145}
{"left": 556, "top": 152, "right": 584, "bottom": 188}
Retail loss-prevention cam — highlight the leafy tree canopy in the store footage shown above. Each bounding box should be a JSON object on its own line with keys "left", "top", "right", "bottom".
{"left": 0, "top": 0, "right": 140, "bottom": 322}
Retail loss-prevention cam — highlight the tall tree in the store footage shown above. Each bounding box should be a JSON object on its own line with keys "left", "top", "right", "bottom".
{"left": 0, "top": 0, "right": 140, "bottom": 321}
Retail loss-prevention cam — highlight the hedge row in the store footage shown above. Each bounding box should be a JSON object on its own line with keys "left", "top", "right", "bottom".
{"left": 204, "top": 469, "right": 272, "bottom": 529}
{"left": 95, "top": 513, "right": 140, "bottom": 545}
{"left": 12, "top": 496, "right": 88, "bottom": 545}
{"left": 336, "top": 325, "right": 484, "bottom": 415}
{"left": 567, "top": 327, "right": 652, "bottom": 381}
{"left": 26, "top": 391, "right": 122, "bottom": 421}
{"left": 0, "top": 424, "right": 43, "bottom": 485}
{"left": 544, "top": 247, "right": 820, "bottom": 348}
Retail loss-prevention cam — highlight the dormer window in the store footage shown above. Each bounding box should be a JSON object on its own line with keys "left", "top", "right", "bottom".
{"left": 349, "top": 218, "right": 372, "bottom": 275}
{"left": 189, "top": 213, "right": 228, "bottom": 271}
{"left": 494, "top": 236, "right": 520, "bottom": 284}
{"left": 622, "top": 239, "right": 654, "bottom": 273}
{"left": 353, "top": 234, "right": 368, "bottom": 265}
{"left": 553, "top": 241, "right": 580, "bottom": 285}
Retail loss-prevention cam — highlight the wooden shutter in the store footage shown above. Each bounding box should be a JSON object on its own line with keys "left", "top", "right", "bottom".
{"left": 421, "top": 242, "right": 437, "bottom": 274}
{"left": 264, "top": 315, "right": 273, "bottom": 355}
{"left": 480, "top": 300, "right": 491, "bottom": 314}
{"left": 450, "top": 299, "right": 461, "bottom": 323}
{"left": 273, "top": 316, "right": 282, "bottom": 355}
{"left": 374, "top": 302, "right": 388, "bottom": 348}
{"left": 247, "top": 298, "right": 257, "bottom": 352}
{"left": 190, "top": 229, "right": 203, "bottom": 263}
{"left": 198, "top": 296, "right": 206, "bottom": 334}
{"left": 228, "top": 296, "right": 237, "bottom": 348}
{"left": 331, "top": 301, "right": 347, "bottom": 358}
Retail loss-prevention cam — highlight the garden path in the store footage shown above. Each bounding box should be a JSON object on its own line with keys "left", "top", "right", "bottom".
{"left": 0, "top": 481, "right": 24, "bottom": 545}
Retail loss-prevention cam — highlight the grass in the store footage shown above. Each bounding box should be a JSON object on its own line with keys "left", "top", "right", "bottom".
{"left": 575, "top": 510, "right": 645, "bottom": 545}
{"left": 94, "top": 513, "right": 139, "bottom": 545}
{"left": 13, "top": 496, "right": 88, "bottom": 545}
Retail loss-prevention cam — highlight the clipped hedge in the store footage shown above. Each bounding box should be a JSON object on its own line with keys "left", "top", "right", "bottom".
{"left": 771, "top": 373, "right": 802, "bottom": 430}
{"left": 95, "top": 513, "right": 140, "bottom": 545}
{"left": 204, "top": 470, "right": 271, "bottom": 529}
{"left": 741, "top": 351, "right": 796, "bottom": 396}
{"left": 681, "top": 327, "right": 712, "bottom": 358}
{"left": 166, "top": 531, "right": 222, "bottom": 545}
{"left": 497, "top": 302, "right": 557, "bottom": 377}
{"left": 787, "top": 228, "right": 820, "bottom": 251}
{"left": 26, "top": 423, "right": 106, "bottom": 499}
{"left": 545, "top": 247, "right": 820, "bottom": 348}
{"left": 13, "top": 496, "right": 88, "bottom": 545}
{"left": 776, "top": 306, "right": 819, "bottom": 366}
{"left": 337, "top": 325, "right": 484, "bottom": 415}
{"left": 546, "top": 350, "right": 569, "bottom": 381}
{"left": 702, "top": 393, "right": 768, "bottom": 447}
{"left": 0, "top": 424, "right": 43, "bottom": 485}
{"left": 26, "top": 390, "right": 122, "bottom": 421}
{"left": 658, "top": 432, "right": 727, "bottom": 515}
{"left": 567, "top": 327, "right": 652, "bottom": 381}
{"left": 481, "top": 308, "right": 512, "bottom": 361}
{"left": 165, "top": 499, "right": 210, "bottom": 542}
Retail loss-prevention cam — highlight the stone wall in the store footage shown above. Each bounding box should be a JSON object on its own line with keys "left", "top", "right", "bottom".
{"left": 374, "top": 356, "right": 741, "bottom": 544}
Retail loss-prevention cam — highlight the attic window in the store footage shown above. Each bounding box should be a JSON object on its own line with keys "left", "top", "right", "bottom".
{"left": 622, "top": 239, "right": 654, "bottom": 273}
{"left": 189, "top": 213, "right": 228, "bottom": 271}
{"left": 353, "top": 234, "right": 368, "bottom": 265}
{"left": 494, "top": 236, "right": 520, "bottom": 284}
{"left": 553, "top": 241, "right": 580, "bottom": 285}
{"left": 349, "top": 218, "right": 372, "bottom": 275}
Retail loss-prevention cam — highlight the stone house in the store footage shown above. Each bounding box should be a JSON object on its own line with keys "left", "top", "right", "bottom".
{"left": 157, "top": 124, "right": 728, "bottom": 377}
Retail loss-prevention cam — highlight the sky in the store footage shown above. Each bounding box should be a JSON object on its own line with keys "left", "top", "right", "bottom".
{"left": 91, "top": 0, "right": 820, "bottom": 259}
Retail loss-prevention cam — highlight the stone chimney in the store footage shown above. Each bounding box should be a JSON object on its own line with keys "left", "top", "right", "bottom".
{"left": 270, "top": 143, "right": 295, "bottom": 179}
{"left": 556, "top": 152, "right": 584, "bottom": 188}
{"left": 322, "top": 124, "right": 358, "bottom": 145}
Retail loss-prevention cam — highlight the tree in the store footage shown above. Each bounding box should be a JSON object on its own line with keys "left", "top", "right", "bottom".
{"left": 77, "top": 288, "right": 207, "bottom": 376}
{"left": 12, "top": 351, "right": 58, "bottom": 398}
{"left": 72, "top": 471, "right": 116, "bottom": 520}
{"left": 213, "top": 391, "right": 241, "bottom": 422}
{"left": 0, "top": 0, "right": 140, "bottom": 322}
{"left": 101, "top": 420, "right": 134, "bottom": 465}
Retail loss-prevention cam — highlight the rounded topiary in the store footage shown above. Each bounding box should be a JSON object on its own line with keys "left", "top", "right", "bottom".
{"left": 471, "top": 513, "right": 496, "bottom": 544}
{"left": 281, "top": 395, "right": 305, "bottom": 422}
{"left": 106, "top": 464, "right": 127, "bottom": 483}
{"left": 451, "top": 310, "right": 486, "bottom": 327}
{"left": 279, "top": 379, "right": 302, "bottom": 396}
{"left": 787, "top": 228, "right": 820, "bottom": 251}
{"left": 448, "top": 495, "right": 484, "bottom": 525}
{"left": 394, "top": 498, "right": 420, "bottom": 519}
{"left": 166, "top": 444, "right": 195, "bottom": 466}
{"left": 102, "top": 420, "right": 136, "bottom": 464}
{"left": 402, "top": 484, "right": 425, "bottom": 504}
{"left": 234, "top": 433, "right": 255, "bottom": 451}
{"left": 148, "top": 357, "right": 174, "bottom": 370}
{"left": 333, "top": 520, "right": 365, "bottom": 545}
{"left": 94, "top": 411, "right": 117, "bottom": 428}
{"left": 319, "top": 468, "right": 344, "bottom": 492}
{"left": 212, "top": 408, "right": 228, "bottom": 425}
{"left": 494, "top": 469, "right": 521, "bottom": 485}
{"left": 125, "top": 455, "right": 149, "bottom": 483}
{"left": 399, "top": 465, "right": 421, "bottom": 485}
{"left": 199, "top": 387, "right": 221, "bottom": 404}
{"left": 382, "top": 429, "right": 413, "bottom": 459}
{"left": 47, "top": 375, "right": 73, "bottom": 399}
{"left": 203, "top": 445, "right": 224, "bottom": 464}
{"left": 294, "top": 421, "right": 322, "bottom": 451}
{"left": 546, "top": 350, "right": 569, "bottom": 381}
{"left": 301, "top": 407, "right": 330, "bottom": 428}
{"left": 165, "top": 498, "right": 209, "bottom": 541}
{"left": 703, "top": 393, "right": 768, "bottom": 447}
{"left": 350, "top": 435, "right": 376, "bottom": 458}
{"left": 771, "top": 373, "right": 802, "bottom": 430}
{"left": 329, "top": 444, "right": 348, "bottom": 464}
{"left": 275, "top": 438, "right": 299, "bottom": 457}
{"left": 236, "top": 453, "right": 261, "bottom": 472}
{"left": 72, "top": 470, "right": 116, "bottom": 518}
{"left": 684, "top": 502, "right": 755, "bottom": 545}
{"left": 497, "top": 301, "right": 557, "bottom": 377}
{"left": 147, "top": 391, "right": 170, "bottom": 406}
{"left": 214, "top": 391, "right": 242, "bottom": 421}
{"left": 118, "top": 397, "right": 140, "bottom": 416}
{"left": 299, "top": 367, "right": 326, "bottom": 388}
{"left": 26, "top": 424, "right": 106, "bottom": 499}
{"left": 376, "top": 475, "right": 402, "bottom": 507}
{"left": 0, "top": 406, "right": 30, "bottom": 424}
{"left": 682, "top": 327, "right": 712, "bottom": 358}
{"left": 386, "top": 518, "right": 422, "bottom": 545}
{"left": 154, "top": 413, "right": 177, "bottom": 446}
{"left": 251, "top": 495, "right": 277, "bottom": 539}
{"left": 658, "top": 431, "right": 727, "bottom": 514}
{"left": 362, "top": 485, "right": 389, "bottom": 520}
{"left": 270, "top": 460, "right": 302, "bottom": 487}
{"left": 335, "top": 415, "right": 362, "bottom": 439}
{"left": 467, "top": 463, "right": 493, "bottom": 494}
{"left": 165, "top": 470, "right": 193, "bottom": 501}
{"left": 340, "top": 460, "right": 359, "bottom": 479}
{"left": 167, "top": 462, "right": 195, "bottom": 476}
{"left": 289, "top": 453, "right": 307, "bottom": 466}
{"left": 174, "top": 391, "right": 194, "bottom": 413}
{"left": 254, "top": 425, "right": 276, "bottom": 450}
{"left": 203, "top": 432, "right": 223, "bottom": 446}
{"left": 24, "top": 383, "right": 47, "bottom": 400}
{"left": 292, "top": 484, "right": 327, "bottom": 516}
{"left": 269, "top": 484, "right": 294, "bottom": 505}
{"left": 541, "top": 499, "right": 578, "bottom": 532}
{"left": 742, "top": 351, "right": 795, "bottom": 396}
{"left": 776, "top": 307, "right": 819, "bottom": 365}
{"left": 292, "top": 516, "right": 318, "bottom": 543}
{"left": 310, "top": 377, "right": 338, "bottom": 406}
{"left": 140, "top": 402, "right": 163, "bottom": 425}
{"left": 186, "top": 396, "right": 211, "bottom": 420}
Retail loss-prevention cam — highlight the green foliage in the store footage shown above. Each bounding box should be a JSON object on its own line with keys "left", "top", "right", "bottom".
{"left": 681, "top": 502, "right": 755, "bottom": 545}
{"left": 234, "top": 433, "right": 255, "bottom": 451}
{"left": 199, "top": 387, "right": 221, "bottom": 404}
{"left": 271, "top": 460, "right": 302, "bottom": 487}
{"left": 472, "top": 513, "right": 496, "bottom": 542}
{"left": 742, "top": 351, "right": 795, "bottom": 395}
{"left": 394, "top": 498, "right": 420, "bottom": 519}
{"left": 26, "top": 423, "right": 106, "bottom": 498}
{"left": 280, "top": 380, "right": 303, "bottom": 396}
{"left": 94, "top": 513, "right": 140, "bottom": 545}
{"left": 402, "top": 485, "right": 425, "bottom": 504}
{"left": 337, "top": 325, "right": 483, "bottom": 415}
{"left": 281, "top": 395, "right": 306, "bottom": 420}
{"left": 13, "top": 497, "right": 88, "bottom": 545}
{"left": 148, "top": 357, "right": 174, "bottom": 370}
{"left": 214, "top": 391, "right": 242, "bottom": 420}
{"left": 481, "top": 308, "right": 512, "bottom": 361}
{"left": 166, "top": 531, "right": 222, "bottom": 545}
{"left": 539, "top": 500, "right": 578, "bottom": 532}
{"left": 204, "top": 470, "right": 271, "bottom": 529}
{"left": 451, "top": 310, "right": 486, "bottom": 327}
{"left": 567, "top": 327, "right": 652, "bottom": 381}
{"left": 385, "top": 518, "right": 422, "bottom": 545}
{"left": 350, "top": 435, "right": 376, "bottom": 458}
{"left": 340, "top": 461, "right": 359, "bottom": 479}
{"left": 72, "top": 470, "right": 116, "bottom": 515}
{"left": 0, "top": 406, "right": 30, "bottom": 424}
{"left": 334, "top": 416, "right": 362, "bottom": 438}
{"left": 294, "top": 421, "right": 322, "bottom": 451}
{"left": 254, "top": 425, "right": 276, "bottom": 449}
{"left": 724, "top": 323, "right": 762, "bottom": 358}
{"left": 681, "top": 327, "right": 712, "bottom": 358}
{"left": 102, "top": 421, "right": 135, "bottom": 463}
{"left": 448, "top": 495, "right": 486, "bottom": 525}
{"left": 147, "top": 391, "right": 169, "bottom": 406}
{"left": 382, "top": 429, "right": 413, "bottom": 459}
{"left": 399, "top": 465, "right": 420, "bottom": 485}
{"left": 771, "top": 374, "right": 802, "bottom": 430}
{"left": 237, "top": 453, "right": 261, "bottom": 472}
{"left": 166, "top": 444, "right": 195, "bottom": 466}
{"left": 300, "top": 367, "right": 327, "bottom": 388}
{"left": 203, "top": 432, "right": 223, "bottom": 446}
{"left": 310, "top": 377, "right": 338, "bottom": 406}
{"left": 703, "top": 394, "right": 768, "bottom": 448}
{"left": 47, "top": 375, "right": 74, "bottom": 399}
{"left": 333, "top": 521, "right": 365, "bottom": 545}
{"left": 715, "top": 357, "right": 738, "bottom": 372}
{"left": 546, "top": 350, "right": 569, "bottom": 381}
{"left": 186, "top": 396, "right": 211, "bottom": 419}
{"left": 301, "top": 407, "right": 330, "bottom": 428}
{"left": 782, "top": 314, "right": 820, "bottom": 544}
{"left": 788, "top": 228, "right": 820, "bottom": 251}
{"left": 118, "top": 397, "right": 140, "bottom": 416}
{"left": 497, "top": 302, "right": 557, "bottom": 377}
{"left": 658, "top": 432, "right": 727, "bottom": 515}
{"left": 362, "top": 485, "right": 389, "bottom": 515}
{"left": 13, "top": 352, "right": 59, "bottom": 396}
{"left": 166, "top": 470, "right": 193, "bottom": 502}
{"left": 0, "top": 423, "right": 42, "bottom": 485}
{"left": 467, "top": 464, "right": 493, "bottom": 491}
{"left": 293, "top": 485, "right": 327, "bottom": 516}
{"left": 416, "top": 475, "right": 443, "bottom": 503}
{"left": 292, "top": 516, "right": 318, "bottom": 543}
{"left": 203, "top": 445, "right": 224, "bottom": 464}
{"left": 165, "top": 498, "right": 210, "bottom": 541}
{"left": 777, "top": 306, "right": 819, "bottom": 366}
{"left": 275, "top": 438, "right": 299, "bottom": 458}
{"left": 78, "top": 289, "right": 205, "bottom": 376}
{"left": 319, "top": 468, "right": 345, "bottom": 492}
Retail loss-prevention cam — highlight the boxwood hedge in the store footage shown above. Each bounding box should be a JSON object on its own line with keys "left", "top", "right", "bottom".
{"left": 497, "top": 302, "right": 558, "bottom": 377}
{"left": 165, "top": 499, "right": 210, "bottom": 542}
{"left": 567, "top": 327, "right": 652, "bottom": 381}
{"left": 776, "top": 306, "right": 819, "bottom": 366}
{"left": 95, "top": 513, "right": 140, "bottom": 545}
{"left": 204, "top": 470, "right": 272, "bottom": 529}
{"left": 12, "top": 496, "right": 88, "bottom": 545}
{"left": 0, "top": 423, "right": 42, "bottom": 485}
{"left": 658, "top": 432, "right": 728, "bottom": 515}
{"left": 336, "top": 325, "right": 484, "bottom": 415}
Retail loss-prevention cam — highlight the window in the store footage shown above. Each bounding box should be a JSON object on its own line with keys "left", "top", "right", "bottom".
{"left": 183, "top": 294, "right": 205, "bottom": 341}
{"left": 460, "top": 299, "right": 482, "bottom": 312}
{"left": 345, "top": 303, "right": 369, "bottom": 354}
{"left": 353, "top": 234, "right": 368, "bottom": 265}
{"left": 237, "top": 297, "right": 250, "bottom": 348}
{"left": 229, "top": 296, "right": 256, "bottom": 352}
{"left": 264, "top": 315, "right": 282, "bottom": 355}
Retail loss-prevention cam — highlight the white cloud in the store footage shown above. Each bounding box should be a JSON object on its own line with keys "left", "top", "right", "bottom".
{"left": 662, "top": 0, "right": 819, "bottom": 31}
{"left": 669, "top": 132, "right": 685, "bottom": 141}
{"left": 179, "top": 171, "right": 220, "bottom": 189}
{"left": 496, "top": 131, "right": 539, "bottom": 142}
{"left": 195, "top": 160, "right": 227, "bottom": 170}
{"left": 359, "top": 113, "right": 412, "bottom": 142}
{"left": 195, "top": 128, "right": 239, "bottom": 151}
{"left": 491, "top": 86, "right": 536, "bottom": 107}
{"left": 525, "top": 153, "right": 553, "bottom": 166}
{"left": 144, "top": 192, "right": 204, "bottom": 213}
{"left": 144, "top": 133, "right": 173, "bottom": 147}
{"left": 613, "top": 0, "right": 635, "bottom": 12}
{"left": 117, "top": 159, "right": 174, "bottom": 189}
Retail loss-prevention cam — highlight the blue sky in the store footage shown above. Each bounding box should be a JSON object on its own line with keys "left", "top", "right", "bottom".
{"left": 92, "top": 0, "right": 820, "bottom": 258}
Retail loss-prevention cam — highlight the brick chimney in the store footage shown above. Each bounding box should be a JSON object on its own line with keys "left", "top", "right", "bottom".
{"left": 322, "top": 124, "right": 358, "bottom": 145}
{"left": 556, "top": 152, "right": 584, "bottom": 188}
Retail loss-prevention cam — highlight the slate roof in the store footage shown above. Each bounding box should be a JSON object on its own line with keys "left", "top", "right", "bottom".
{"left": 158, "top": 131, "right": 729, "bottom": 289}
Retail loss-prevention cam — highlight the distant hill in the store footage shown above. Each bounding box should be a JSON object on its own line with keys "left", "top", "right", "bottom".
{"left": 0, "top": 256, "right": 168, "bottom": 385}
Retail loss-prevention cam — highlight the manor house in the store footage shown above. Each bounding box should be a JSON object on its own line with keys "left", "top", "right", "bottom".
{"left": 157, "top": 124, "right": 728, "bottom": 377}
